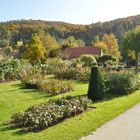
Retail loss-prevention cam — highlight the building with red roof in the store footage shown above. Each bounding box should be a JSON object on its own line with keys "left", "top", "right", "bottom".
{"left": 63, "top": 47, "right": 103, "bottom": 59}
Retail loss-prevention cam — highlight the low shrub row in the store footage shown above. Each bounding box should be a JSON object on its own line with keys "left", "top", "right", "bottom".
{"left": 44, "top": 58, "right": 91, "bottom": 81}
{"left": 38, "top": 80, "right": 74, "bottom": 95}
{"left": 11, "top": 96, "right": 90, "bottom": 131}
{"left": 22, "top": 78, "right": 74, "bottom": 95}
{"left": 103, "top": 71, "right": 140, "bottom": 95}
{"left": 87, "top": 67, "right": 140, "bottom": 101}
{"left": 55, "top": 66, "right": 90, "bottom": 82}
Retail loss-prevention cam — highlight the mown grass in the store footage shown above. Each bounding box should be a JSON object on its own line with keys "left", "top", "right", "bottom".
{"left": 0, "top": 81, "right": 140, "bottom": 140}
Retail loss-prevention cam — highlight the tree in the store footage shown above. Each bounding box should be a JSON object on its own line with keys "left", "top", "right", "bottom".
{"left": 91, "top": 35, "right": 100, "bottom": 45}
{"left": 123, "top": 27, "right": 140, "bottom": 72}
{"left": 45, "top": 34, "right": 60, "bottom": 57}
{"left": 87, "top": 66, "right": 104, "bottom": 101}
{"left": 102, "top": 34, "right": 121, "bottom": 59}
{"left": 3, "top": 46, "right": 13, "bottom": 58}
{"left": 0, "top": 26, "right": 11, "bottom": 48}
{"left": 76, "top": 39, "right": 85, "bottom": 47}
{"left": 23, "top": 33, "right": 45, "bottom": 64}
{"left": 94, "top": 41, "right": 108, "bottom": 53}
{"left": 62, "top": 36, "right": 78, "bottom": 50}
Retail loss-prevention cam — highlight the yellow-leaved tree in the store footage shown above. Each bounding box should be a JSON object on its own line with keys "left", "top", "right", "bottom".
{"left": 102, "top": 34, "right": 121, "bottom": 59}
{"left": 23, "top": 33, "right": 45, "bottom": 64}
{"left": 94, "top": 41, "right": 108, "bottom": 53}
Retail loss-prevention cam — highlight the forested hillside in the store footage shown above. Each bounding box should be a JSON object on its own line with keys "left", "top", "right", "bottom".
{"left": 0, "top": 15, "right": 140, "bottom": 59}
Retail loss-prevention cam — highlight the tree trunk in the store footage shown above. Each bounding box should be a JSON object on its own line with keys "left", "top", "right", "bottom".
{"left": 135, "top": 51, "right": 139, "bottom": 73}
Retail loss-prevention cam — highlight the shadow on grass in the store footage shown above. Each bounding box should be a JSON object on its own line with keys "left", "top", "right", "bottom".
{"left": 93, "top": 93, "right": 129, "bottom": 104}
{"left": 0, "top": 123, "right": 30, "bottom": 136}
{"left": 11, "top": 82, "right": 54, "bottom": 98}
{"left": 0, "top": 124, "right": 17, "bottom": 132}
{"left": 12, "top": 129, "right": 30, "bottom": 135}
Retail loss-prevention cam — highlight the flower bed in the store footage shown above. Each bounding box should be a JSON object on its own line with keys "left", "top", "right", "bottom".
{"left": 11, "top": 96, "right": 90, "bottom": 131}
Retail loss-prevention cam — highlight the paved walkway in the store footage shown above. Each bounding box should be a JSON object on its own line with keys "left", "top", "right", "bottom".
{"left": 80, "top": 103, "right": 140, "bottom": 140}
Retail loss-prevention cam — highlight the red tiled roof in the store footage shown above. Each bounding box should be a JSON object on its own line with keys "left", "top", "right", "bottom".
{"left": 63, "top": 47, "right": 102, "bottom": 59}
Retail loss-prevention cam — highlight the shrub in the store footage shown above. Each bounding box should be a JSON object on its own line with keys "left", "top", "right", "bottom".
{"left": 98, "top": 54, "right": 118, "bottom": 65}
{"left": 55, "top": 66, "right": 90, "bottom": 82}
{"left": 20, "top": 64, "right": 43, "bottom": 88}
{"left": 79, "top": 54, "right": 97, "bottom": 67}
{"left": 0, "top": 59, "right": 25, "bottom": 82}
{"left": 87, "top": 67, "right": 104, "bottom": 101}
{"left": 45, "top": 58, "right": 71, "bottom": 75}
{"left": 44, "top": 58, "right": 90, "bottom": 82}
{"left": 11, "top": 96, "right": 90, "bottom": 131}
{"left": 38, "top": 80, "right": 74, "bottom": 95}
{"left": 103, "top": 71, "right": 140, "bottom": 95}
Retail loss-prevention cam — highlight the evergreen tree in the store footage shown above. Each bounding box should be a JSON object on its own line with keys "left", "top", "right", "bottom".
{"left": 87, "top": 67, "right": 104, "bottom": 101}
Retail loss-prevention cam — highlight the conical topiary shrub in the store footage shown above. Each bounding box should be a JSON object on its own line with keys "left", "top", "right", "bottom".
{"left": 87, "top": 66, "right": 104, "bottom": 101}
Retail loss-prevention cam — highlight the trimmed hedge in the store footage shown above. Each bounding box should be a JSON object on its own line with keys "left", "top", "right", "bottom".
{"left": 11, "top": 96, "right": 90, "bottom": 131}
{"left": 88, "top": 67, "right": 104, "bottom": 101}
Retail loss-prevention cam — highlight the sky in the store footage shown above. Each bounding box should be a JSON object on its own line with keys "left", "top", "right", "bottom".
{"left": 0, "top": 0, "right": 140, "bottom": 24}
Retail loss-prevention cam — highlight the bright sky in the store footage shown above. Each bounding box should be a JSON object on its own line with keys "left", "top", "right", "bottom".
{"left": 0, "top": 0, "right": 140, "bottom": 24}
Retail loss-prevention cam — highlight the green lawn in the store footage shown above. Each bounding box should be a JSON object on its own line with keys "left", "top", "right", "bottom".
{"left": 0, "top": 81, "right": 140, "bottom": 140}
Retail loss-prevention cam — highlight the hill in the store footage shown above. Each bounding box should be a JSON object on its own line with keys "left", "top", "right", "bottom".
{"left": 0, "top": 15, "right": 140, "bottom": 58}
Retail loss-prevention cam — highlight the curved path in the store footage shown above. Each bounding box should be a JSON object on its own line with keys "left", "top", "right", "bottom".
{"left": 80, "top": 103, "right": 140, "bottom": 140}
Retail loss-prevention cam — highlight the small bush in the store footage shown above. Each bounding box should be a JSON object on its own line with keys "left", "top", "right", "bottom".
{"left": 55, "top": 60, "right": 90, "bottom": 82}
{"left": 79, "top": 54, "right": 97, "bottom": 67}
{"left": 98, "top": 54, "right": 118, "bottom": 66}
{"left": 103, "top": 71, "right": 140, "bottom": 95}
{"left": 45, "top": 58, "right": 71, "bottom": 75}
{"left": 87, "top": 67, "right": 104, "bottom": 101}
{"left": 55, "top": 67, "right": 90, "bottom": 81}
{"left": 38, "top": 80, "right": 74, "bottom": 95}
{"left": 44, "top": 58, "right": 90, "bottom": 82}
{"left": 0, "top": 59, "right": 25, "bottom": 82}
{"left": 20, "top": 64, "right": 43, "bottom": 88}
{"left": 11, "top": 96, "right": 90, "bottom": 131}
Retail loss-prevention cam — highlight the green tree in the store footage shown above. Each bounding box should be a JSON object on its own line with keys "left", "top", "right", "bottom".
{"left": 62, "top": 36, "right": 78, "bottom": 50}
{"left": 91, "top": 35, "right": 100, "bottom": 45}
{"left": 3, "top": 46, "right": 13, "bottom": 58}
{"left": 23, "top": 33, "right": 45, "bottom": 64}
{"left": 123, "top": 27, "right": 140, "bottom": 72}
{"left": 76, "top": 39, "right": 85, "bottom": 47}
{"left": 0, "top": 26, "right": 11, "bottom": 48}
{"left": 45, "top": 34, "right": 60, "bottom": 57}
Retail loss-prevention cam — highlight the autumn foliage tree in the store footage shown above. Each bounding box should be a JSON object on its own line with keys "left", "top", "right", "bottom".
{"left": 94, "top": 41, "right": 108, "bottom": 53}
{"left": 123, "top": 27, "right": 140, "bottom": 72}
{"left": 23, "top": 33, "right": 45, "bottom": 64}
{"left": 102, "top": 34, "right": 121, "bottom": 59}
